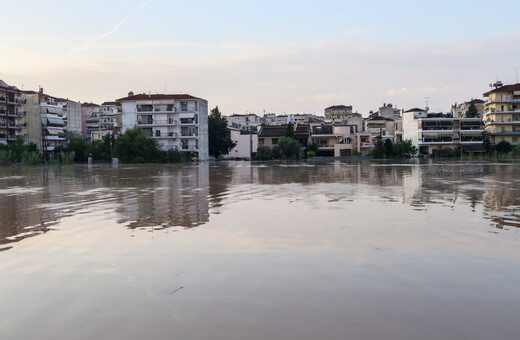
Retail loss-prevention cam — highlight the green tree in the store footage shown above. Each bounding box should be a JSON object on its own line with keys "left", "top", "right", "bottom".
{"left": 208, "top": 106, "right": 236, "bottom": 159}
{"left": 285, "top": 123, "right": 294, "bottom": 138}
{"left": 495, "top": 140, "right": 512, "bottom": 153}
{"left": 308, "top": 142, "right": 318, "bottom": 154}
{"left": 277, "top": 136, "right": 300, "bottom": 159}
{"left": 482, "top": 131, "right": 492, "bottom": 153}
{"left": 113, "top": 127, "right": 163, "bottom": 163}
{"left": 64, "top": 132, "right": 90, "bottom": 162}
{"left": 255, "top": 146, "right": 272, "bottom": 160}
{"left": 384, "top": 139, "right": 393, "bottom": 157}
{"left": 369, "top": 136, "right": 384, "bottom": 158}
{"left": 465, "top": 101, "right": 479, "bottom": 118}
{"left": 391, "top": 140, "right": 417, "bottom": 157}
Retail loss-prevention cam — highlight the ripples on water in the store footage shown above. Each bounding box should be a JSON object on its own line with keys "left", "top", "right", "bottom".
{"left": 1, "top": 160, "right": 520, "bottom": 340}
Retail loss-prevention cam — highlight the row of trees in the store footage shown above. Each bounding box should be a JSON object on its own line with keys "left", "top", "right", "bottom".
{"left": 369, "top": 137, "right": 418, "bottom": 158}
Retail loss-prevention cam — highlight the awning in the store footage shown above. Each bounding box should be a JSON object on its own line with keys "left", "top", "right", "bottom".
{"left": 47, "top": 118, "right": 64, "bottom": 125}
{"left": 46, "top": 128, "right": 59, "bottom": 135}
{"left": 462, "top": 144, "right": 486, "bottom": 153}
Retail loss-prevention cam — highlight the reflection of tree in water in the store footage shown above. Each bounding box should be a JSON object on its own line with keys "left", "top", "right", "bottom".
{"left": 208, "top": 162, "right": 234, "bottom": 209}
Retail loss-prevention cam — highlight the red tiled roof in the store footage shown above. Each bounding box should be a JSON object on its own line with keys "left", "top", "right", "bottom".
{"left": 82, "top": 102, "right": 99, "bottom": 107}
{"left": 116, "top": 93, "right": 199, "bottom": 101}
{"left": 403, "top": 108, "right": 426, "bottom": 113}
{"left": 483, "top": 83, "right": 520, "bottom": 97}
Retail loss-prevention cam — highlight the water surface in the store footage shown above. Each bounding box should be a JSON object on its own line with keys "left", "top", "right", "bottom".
{"left": 1, "top": 160, "right": 520, "bottom": 340}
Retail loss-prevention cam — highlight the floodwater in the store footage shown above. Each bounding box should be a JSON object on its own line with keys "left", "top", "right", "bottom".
{"left": 1, "top": 160, "right": 520, "bottom": 340}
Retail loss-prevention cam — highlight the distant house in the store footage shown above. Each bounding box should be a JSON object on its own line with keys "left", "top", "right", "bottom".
{"left": 324, "top": 105, "right": 353, "bottom": 124}
{"left": 223, "top": 127, "right": 258, "bottom": 159}
{"left": 258, "top": 124, "right": 310, "bottom": 149}
{"left": 311, "top": 124, "right": 372, "bottom": 157}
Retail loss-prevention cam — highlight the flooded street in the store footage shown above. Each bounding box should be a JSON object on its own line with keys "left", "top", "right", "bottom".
{"left": 1, "top": 160, "right": 520, "bottom": 340}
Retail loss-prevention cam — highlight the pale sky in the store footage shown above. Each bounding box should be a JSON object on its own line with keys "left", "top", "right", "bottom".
{"left": 2, "top": 0, "right": 520, "bottom": 116}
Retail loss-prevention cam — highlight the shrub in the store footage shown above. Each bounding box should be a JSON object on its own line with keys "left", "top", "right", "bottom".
{"left": 21, "top": 151, "right": 41, "bottom": 165}
{"left": 60, "top": 151, "right": 75, "bottom": 164}
{"left": 495, "top": 140, "right": 512, "bottom": 154}
{"left": 0, "top": 150, "right": 12, "bottom": 166}
{"left": 255, "top": 146, "right": 272, "bottom": 160}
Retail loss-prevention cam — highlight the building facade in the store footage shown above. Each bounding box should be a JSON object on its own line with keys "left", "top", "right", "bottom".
{"left": 117, "top": 93, "right": 209, "bottom": 161}
{"left": 403, "top": 108, "right": 484, "bottom": 155}
{"left": 324, "top": 105, "right": 353, "bottom": 124}
{"left": 0, "top": 80, "right": 25, "bottom": 144}
{"left": 483, "top": 82, "right": 520, "bottom": 146}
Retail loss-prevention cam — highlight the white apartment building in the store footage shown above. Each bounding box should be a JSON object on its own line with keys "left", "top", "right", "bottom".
{"left": 117, "top": 93, "right": 209, "bottom": 161}
{"left": 403, "top": 108, "right": 484, "bottom": 155}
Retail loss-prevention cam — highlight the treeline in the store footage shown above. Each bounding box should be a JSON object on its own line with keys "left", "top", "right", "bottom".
{"left": 369, "top": 138, "right": 418, "bottom": 158}
{"left": 0, "top": 127, "right": 186, "bottom": 166}
{"left": 254, "top": 136, "right": 302, "bottom": 160}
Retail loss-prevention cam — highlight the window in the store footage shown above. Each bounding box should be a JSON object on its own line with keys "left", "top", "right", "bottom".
{"left": 155, "top": 130, "right": 161, "bottom": 137}
{"left": 181, "top": 102, "right": 188, "bottom": 111}
{"left": 272, "top": 138, "right": 278, "bottom": 145}
{"left": 259, "top": 139, "right": 264, "bottom": 145}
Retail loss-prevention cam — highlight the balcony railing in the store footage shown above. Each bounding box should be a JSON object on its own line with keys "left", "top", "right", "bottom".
{"left": 181, "top": 145, "right": 198, "bottom": 150}
{"left": 180, "top": 133, "right": 198, "bottom": 137}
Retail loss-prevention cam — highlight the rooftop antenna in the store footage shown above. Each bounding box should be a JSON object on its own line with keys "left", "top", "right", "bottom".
{"left": 515, "top": 67, "right": 519, "bottom": 83}
{"left": 164, "top": 84, "right": 168, "bottom": 93}
{"left": 424, "top": 96, "right": 430, "bottom": 110}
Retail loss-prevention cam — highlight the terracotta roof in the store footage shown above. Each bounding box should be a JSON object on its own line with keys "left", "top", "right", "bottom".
{"left": 325, "top": 105, "right": 352, "bottom": 110}
{"left": 101, "top": 101, "right": 119, "bottom": 106}
{"left": 116, "top": 93, "right": 199, "bottom": 101}
{"left": 403, "top": 108, "right": 427, "bottom": 113}
{"left": 483, "top": 83, "right": 520, "bottom": 96}
{"left": 82, "top": 102, "right": 99, "bottom": 107}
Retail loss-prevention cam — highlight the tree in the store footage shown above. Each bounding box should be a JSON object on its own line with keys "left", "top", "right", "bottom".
{"left": 482, "top": 131, "right": 492, "bottom": 153}
{"left": 113, "top": 127, "right": 163, "bottom": 163}
{"left": 208, "top": 106, "right": 236, "bottom": 159}
{"left": 285, "top": 123, "right": 294, "bottom": 138}
{"left": 384, "top": 139, "right": 393, "bottom": 157}
{"left": 465, "top": 101, "right": 479, "bottom": 118}
{"left": 255, "top": 146, "right": 272, "bottom": 160}
{"left": 369, "top": 136, "right": 384, "bottom": 158}
{"left": 495, "top": 140, "right": 512, "bottom": 153}
{"left": 63, "top": 132, "right": 90, "bottom": 162}
{"left": 277, "top": 136, "right": 300, "bottom": 159}
{"left": 391, "top": 140, "right": 417, "bottom": 157}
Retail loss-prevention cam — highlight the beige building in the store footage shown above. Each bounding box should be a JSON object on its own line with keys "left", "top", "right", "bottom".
{"left": 324, "top": 105, "right": 353, "bottom": 124}
{"left": 311, "top": 124, "right": 372, "bottom": 157}
{"left": 402, "top": 108, "right": 484, "bottom": 155}
{"left": 0, "top": 80, "right": 25, "bottom": 144}
{"left": 482, "top": 82, "right": 520, "bottom": 146}
{"left": 24, "top": 90, "right": 66, "bottom": 153}
{"left": 451, "top": 99, "right": 485, "bottom": 119}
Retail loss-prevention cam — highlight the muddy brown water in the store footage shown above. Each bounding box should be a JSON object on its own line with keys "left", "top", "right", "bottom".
{"left": 1, "top": 160, "right": 520, "bottom": 340}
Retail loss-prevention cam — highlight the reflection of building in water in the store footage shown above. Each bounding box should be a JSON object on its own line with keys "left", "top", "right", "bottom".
{"left": 0, "top": 167, "right": 66, "bottom": 252}
{"left": 119, "top": 163, "right": 210, "bottom": 229}
{"left": 481, "top": 164, "right": 520, "bottom": 229}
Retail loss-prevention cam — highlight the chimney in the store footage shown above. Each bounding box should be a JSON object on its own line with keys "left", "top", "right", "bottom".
{"left": 128, "top": 91, "right": 134, "bottom": 97}
{"left": 39, "top": 87, "right": 43, "bottom": 94}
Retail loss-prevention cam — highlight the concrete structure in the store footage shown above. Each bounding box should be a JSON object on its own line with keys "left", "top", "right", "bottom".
{"left": 365, "top": 115, "right": 396, "bottom": 143}
{"left": 0, "top": 80, "right": 25, "bottom": 144}
{"left": 310, "top": 124, "right": 372, "bottom": 157}
{"left": 227, "top": 113, "right": 260, "bottom": 130}
{"left": 403, "top": 108, "right": 485, "bottom": 155}
{"left": 258, "top": 124, "right": 310, "bottom": 149}
{"left": 483, "top": 82, "right": 520, "bottom": 146}
{"left": 224, "top": 127, "right": 258, "bottom": 159}
{"left": 451, "top": 99, "right": 485, "bottom": 119}
{"left": 25, "top": 91, "right": 66, "bottom": 153}
{"left": 324, "top": 105, "right": 353, "bottom": 124}
{"left": 117, "top": 93, "right": 209, "bottom": 161}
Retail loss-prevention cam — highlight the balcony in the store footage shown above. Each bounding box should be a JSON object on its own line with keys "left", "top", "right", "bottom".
{"left": 7, "top": 134, "right": 17, "bottom": 141}
{"left": 180, "top": 133, "right": 197, "bottom": 138}
{"left": 181, "top": 145, "right": 198, "bottom": 151}
{"left": 7, "top": 111, "right": 18, "bottom": 117}
{"left": 0, "top": 96, "right": 6, "bottom": 102}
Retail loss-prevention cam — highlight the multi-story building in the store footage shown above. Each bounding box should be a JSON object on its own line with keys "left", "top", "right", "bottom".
{"left": 310, "top": 124, "right": 372, "bottom": 157}
{"left": 227, "top": 113, "right": 260, "bottom": 130}
{"left": 365, "top": 115, "right": 396, "bottom": 143}
{"left": 403, "top": 108, "right": 485, "bottom": 155}
{"left": 24, "top": 90, "right": 66, "bottom": 153}
{"left": 482, "top": 82, "right": 520, "bottom": 146}
{"left": 258, "top": 124, "right": 310, "bottom": 149}
{"left": 101, "top": 101, "right": 122, "bottom": 135}
{"left": 324, "top": 105, "right": 353, "bottom": 124}
{"left": 117, "top": 92, "right": 209, "bottom": 161}
{"left": 0, "top": 80, "right": 25, "bottom": 144}
{"left": 451, "top": 99, "right": 485, "bottom": 119}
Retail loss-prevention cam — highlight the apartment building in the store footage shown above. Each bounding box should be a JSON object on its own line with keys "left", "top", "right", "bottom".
{"left": 482, "top": 82, "right": 520, "bottom": 146}
{"left": 0, "top": 80, "right": 25, "bottom": 144}
{"left": 451, "top": 99, "right": 485, "bottom": 119}
{"left": 117, "top": 92, "right": 209, "bottom": 161}
{"left": 258, "top": 124, "right": 310, "bottom": 149}
{"left": 324, "top": 105, "right": 353, "bottom": 124}
{"left": 403, "top": 108, "right": 484, "bottom": 155}
{"left": 227, "top": 113, "right": 260, "bottom": 130}
{"left": 25, "top": 91, "right": 66, "bottom": 153}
